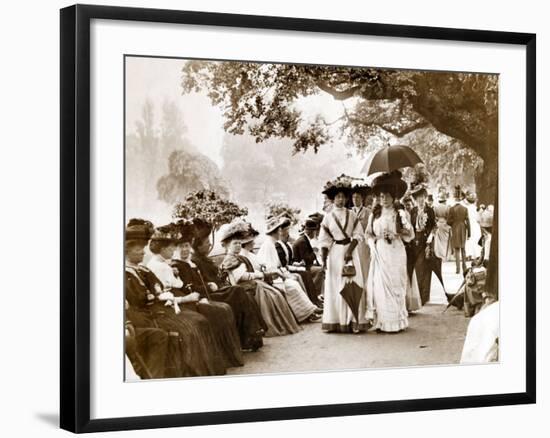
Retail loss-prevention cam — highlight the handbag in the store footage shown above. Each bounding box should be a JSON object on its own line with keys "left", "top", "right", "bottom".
{"left": 342, "top": 260, "right": 356, "bottom": 277}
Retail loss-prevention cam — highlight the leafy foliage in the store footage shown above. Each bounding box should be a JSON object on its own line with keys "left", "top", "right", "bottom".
{"left": 182, "top": 61, "right": 498, "bottom": 202}
{"left": 264, "top": 201, "right": 301, "bottom": 225}
{"left": 172, "top": 190, "right": 248, "bottom": 232}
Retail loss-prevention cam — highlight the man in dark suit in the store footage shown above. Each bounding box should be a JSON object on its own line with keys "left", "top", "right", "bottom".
{"left": 409, "top": 188, "right": 436, "bottom": 305}
{"left": 291, "top": 219, "right": 325, "bottom": 302}
{"left": 447, "top": 186, "right": 471, "bottom": 275}
{"left": 275, "top": 217, "right": 323, "bottom": 307}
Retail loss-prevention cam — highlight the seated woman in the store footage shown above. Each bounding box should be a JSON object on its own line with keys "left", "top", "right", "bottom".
{"left": 146, "top": 223, "right": 243, "bottom": 370}
{"left": 220, "top": 221, "right": 301, "bottom": 337}
{"left": 125, "top": 219, "right": 224, "bottom": 377}
{"left": 257, "top": 216, "right": 321, "bottom": 323}
{"left": 172, "top": 219, "right": 265, "bottom": 352}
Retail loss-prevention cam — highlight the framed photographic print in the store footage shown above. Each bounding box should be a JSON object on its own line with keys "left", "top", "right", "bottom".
{"left": 60, "top": 4, "right": 536, "bottom": 433}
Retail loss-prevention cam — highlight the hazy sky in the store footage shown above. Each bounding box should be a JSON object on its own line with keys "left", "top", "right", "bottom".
{"left": 125, "top": 56, "right": 362, "bottom": 168}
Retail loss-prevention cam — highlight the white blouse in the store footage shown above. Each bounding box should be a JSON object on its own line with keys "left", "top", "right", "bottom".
{"left": 318, "top": 206, "right": 364, "bottom": 250}
{"left": 146, "top": 254, "right": 183, "bottom": 289}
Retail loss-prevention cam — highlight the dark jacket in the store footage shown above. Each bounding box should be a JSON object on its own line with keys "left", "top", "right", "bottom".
{"left": 291, "top": 234, "right": 320, "bottom": 268}
{"left": 447, "top": 203, "right": 471, "bottom": 249}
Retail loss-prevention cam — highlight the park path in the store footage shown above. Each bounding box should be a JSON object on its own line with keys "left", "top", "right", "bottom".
{"left": 228, "top": 262, "right": 469, "bottom": 375}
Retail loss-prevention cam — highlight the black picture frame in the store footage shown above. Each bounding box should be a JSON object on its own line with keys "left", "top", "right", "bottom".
{"left": 60, "top": 4, "right": 536, "bottom": 433}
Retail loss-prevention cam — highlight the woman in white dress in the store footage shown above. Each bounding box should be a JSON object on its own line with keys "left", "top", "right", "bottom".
{"left": 464, "top": 192, "right": 482, "bottom": 260}
{"left": 366, "top": 171, "right": 414, "bottom": 333}
{"left": 350, "top": 181, "right": 372, "bottom": 297}
{"left": 257, "top": 216, "right": 321, "bottom": 323}
{"left": 319, "top": 176, "right": 370, "bottom": 333}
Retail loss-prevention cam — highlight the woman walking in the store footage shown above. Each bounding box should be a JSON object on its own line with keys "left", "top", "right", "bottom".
{"left": 366, "top": 171, "right": 414, "bottom": 333}
{"left": 318, "top": 175, "right": 370, "bottom": 333}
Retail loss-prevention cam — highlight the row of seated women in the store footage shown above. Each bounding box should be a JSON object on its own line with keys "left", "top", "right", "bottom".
{"left": 125, "top": 216, "right": 322, "bottom": 379}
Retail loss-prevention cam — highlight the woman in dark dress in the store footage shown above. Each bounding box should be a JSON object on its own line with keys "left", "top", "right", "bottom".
{"left": 171, "top": 221, "right": 260, "bottom": 357}
{"left": 125, "top": 219, "right": 225, "bottom": 377}
{"left": 146, "top": 223, "right": 243, "bottom": 371}
{"left": 188, "top": 219, "right": 267, "bottom": 351}
{"left": 409, "top": 183, "right": 436, "bottom": 305}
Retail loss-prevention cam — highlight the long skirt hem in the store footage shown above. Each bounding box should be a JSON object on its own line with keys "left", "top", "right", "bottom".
{"left": 321, "top": 322, "right": 369, "bottom": 333}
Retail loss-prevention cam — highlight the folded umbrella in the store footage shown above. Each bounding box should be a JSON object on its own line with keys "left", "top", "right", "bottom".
{"left": 340, "top": 280, "right": 364, "bottom": 322}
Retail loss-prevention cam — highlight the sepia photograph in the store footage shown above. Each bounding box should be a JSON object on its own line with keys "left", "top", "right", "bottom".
{"left": 124, "top": 55, "right": 499, "bottom": 381}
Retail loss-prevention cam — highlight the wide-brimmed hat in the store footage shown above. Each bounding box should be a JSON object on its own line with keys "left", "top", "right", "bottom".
{"left": 192, "top": 218, "right": 212, "bottom": 243}
{"left": 265, "top": 216, "right": 283, "bottom": 234}
{"left": 438, "top": 190, "right": 448, "bottom": 202}
{"left": 308, "top": 212, "right": 324, "bottom": 224}
{"left": 350, "top": 180, "right": 371, "bottom": 197}
{"left": 465, "top": 191, "right": 477, "bottom": 203}
{"left": 304, "top": 219, "right": 320, "bottom": 231}
{"left": 409, "top": 182, "right": 429, "bottom": 198}
{"left": 173, "top": 219, "right": 195, "bottom": 244}
{"left": 150, "top": 223, "right": 181, "bottom": 242}
{"left": 125, "top": 218, "right": 154, "bottom": 242}
{"left": 372, "top": 170, "right": 408, "bottom": 199}
{"left": 219, "top": 221, "right": 249, "bottom": 244}
{"left": 278, "top": 215, "right": 292, "bottom": 229}
{"left": 240, "top": 221, "right": 259, "bottom": 244}
{"left": 322, "top": 174, "right": 353, "bottom": 200}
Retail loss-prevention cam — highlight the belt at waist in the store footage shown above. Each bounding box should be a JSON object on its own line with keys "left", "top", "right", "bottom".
{"left": 334, "top": 238, "right": 351, "bottom": 245}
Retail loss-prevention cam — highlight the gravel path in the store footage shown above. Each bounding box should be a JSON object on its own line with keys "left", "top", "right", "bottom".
{"left": 228, "top": 262, "right": 469, "bottom": 375}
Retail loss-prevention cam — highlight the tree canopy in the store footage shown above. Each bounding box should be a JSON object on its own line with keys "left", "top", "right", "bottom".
{"left": 181, "top": 61, "right": 498, "bottom": 203}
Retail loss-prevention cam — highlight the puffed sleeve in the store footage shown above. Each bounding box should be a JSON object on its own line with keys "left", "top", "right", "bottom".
{"left": 398, "top": 209, "right": 415, "bottom": 243}
{"left": 317, "top": 215, "right": 334, "bottom": 250}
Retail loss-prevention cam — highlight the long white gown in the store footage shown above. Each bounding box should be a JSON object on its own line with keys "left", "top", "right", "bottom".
{"left": 464, "top": 201, "right": 482, "bottom": 259}
{"left": 256, "top": 237, "right": 318, "bottom": 322}
{"left": 318, "top": 206, "right": 370, "bottom": 332}
{"left": 366, "top": 208, "right": 414, "bottom": 332}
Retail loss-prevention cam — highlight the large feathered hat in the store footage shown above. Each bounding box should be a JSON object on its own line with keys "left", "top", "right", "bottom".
{"left": 173, "top": 219, "right": 196, "bottom": 244}
{"left": 192, "top": 218, "right": 213, "bottom": 243}
{"left": 409, "top": 164, "right": 430, "bottom": 198}
{"left": 371, "top": 170, "right": 408, "bottom": 199}
{"left": 125, "top": 218, "right": 154, "bottom": 242}
{"left": 241, "top": 221, "right": 260, "bottom": 244}
{"left": 150, "top": 223, "right": 181, "bottom": 242}
{"left": 218, "top": 220, "right": 250, "bottom": 244}
{"left": 322, "top": 174, "right": 353, "bottom": 200}
{"left": 350, "top": 178, "right": 371, "bottom": 197}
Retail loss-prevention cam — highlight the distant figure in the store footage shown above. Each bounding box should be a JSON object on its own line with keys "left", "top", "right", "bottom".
{"left": 432, "top": 191, "right": 451, "bottom": 261}
{"left": 464, "top": 191, "right": 482, "bottom": 260}
{"left": 447, "top": 186, "right": 471, "bottom": 275}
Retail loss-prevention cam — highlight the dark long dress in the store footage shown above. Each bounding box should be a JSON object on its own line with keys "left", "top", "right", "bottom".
{"left": 171, "top": 259, "right": 244, "bottom": 369}
{"left": 191, "top": 253, "right": 267, "bottom": 350}
{"left": 410, "top": 206, "right": 436, "bottom": 305}
{"left": 125, "top": 264, "right": 225, "bottom": 377}
{"left": 125, "top": 323, "right": 169, "bottom": 379}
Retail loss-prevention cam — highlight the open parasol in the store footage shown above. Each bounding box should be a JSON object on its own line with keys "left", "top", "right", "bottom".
{"left": 362, "top": 145, "right": 423, "bottom": 176}
{"left": 340, "top": 281, "right": 364, "bottom": 322}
